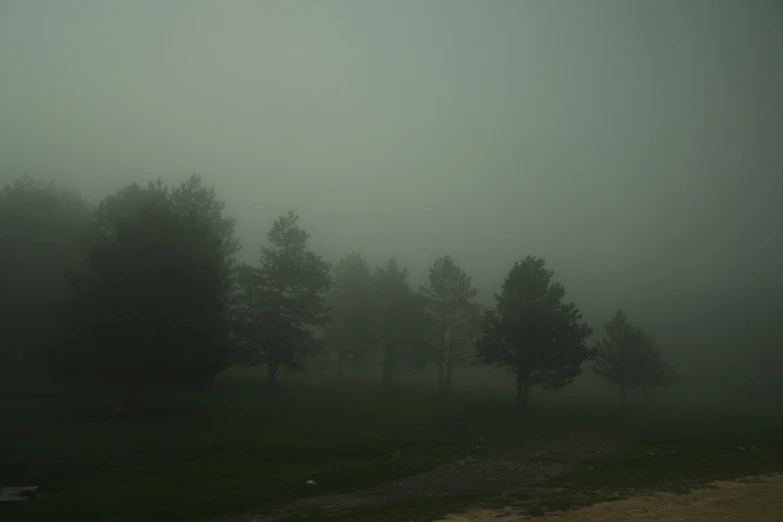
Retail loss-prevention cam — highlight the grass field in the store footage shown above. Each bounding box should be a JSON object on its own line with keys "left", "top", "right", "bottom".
{"left": 2, "top": 367, "right": 782, "bottom": 522}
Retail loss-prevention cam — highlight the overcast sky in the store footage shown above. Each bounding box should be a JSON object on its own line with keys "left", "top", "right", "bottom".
{"left": 1, "top": 0, "right": 781, "bottom": 358}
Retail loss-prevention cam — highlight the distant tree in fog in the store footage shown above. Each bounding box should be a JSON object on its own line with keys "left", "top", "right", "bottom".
{"left": 421, "top": 255, "right": 478, "bottom": 393}
{"left": 448, "top": 302, "right": 484, "bottom": 371}
{"left": 476, "top": 256, "right": 593, "bottom": 409}
{"left": 323, "top": 253, "right": 378, "bottom": 377}
{"left": 0, "top": 175, "right": 93, "bottom": 372}
{"left": 57, "top": 181, "right": 235, "bottom": 407}
{"left": 373, "top": 258, "right": 434, "bottom": 392}
{"left": 233, "top": 211, "right": 331, "bottom": 385}
{"left": 592, "top": 309, "right": 676, "bottom": 403}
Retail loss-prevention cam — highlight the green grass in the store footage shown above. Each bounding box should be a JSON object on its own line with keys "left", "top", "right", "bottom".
{"left": 2, "top": 368, "right": 782, "bottom": 522}
{"left": 523, "top": 425, "right": 783, "bottom": 514}
{"left": 275, "top": 417, "right": 783, "bottom": 521}
{"left": 3, "top": 373, "right": 441, "bottom": 521}
{"left": 0, "top": 368, "right": 602, "bottom": 522}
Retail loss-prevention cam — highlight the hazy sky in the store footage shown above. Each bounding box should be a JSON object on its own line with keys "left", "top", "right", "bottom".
{"left": 1, "top": 1, "right": 781, "bottom": 354}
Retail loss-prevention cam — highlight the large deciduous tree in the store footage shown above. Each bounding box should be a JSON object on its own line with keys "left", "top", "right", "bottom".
{"left": 374, "top": 258, "right": 433, "bottom": 392}
{"left": 592, "top": 309, "right": 677, "bottom": 403}
{"left": 476, "top": 256, "right": 592, "bottom": 409}
{"left": 233, "top": 211, "right": 331, "bottom": 384}
{"left": 0, "top": 175, "right": 93, "bottom": 371}
{"left": 58, "top": 181, "right": 235, "bottom": 407}
{"left": 170, "top": 174, "right": 241, "bottom": 280}
{"left": 421, "top": 255, "right": 477, "bottom": 393}
{"left": 323, "top": 253, "right": 377, "bottom": 377}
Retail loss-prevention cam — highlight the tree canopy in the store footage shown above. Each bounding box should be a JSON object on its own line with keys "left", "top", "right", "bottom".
{"left": 0, "top": 173, "right": 700, "bottom": 407}
{"left": 476, "top": 256, "right": 593, "bottom": 408}
{"left": 233, "top": 211, "right": 332, "bottom": 383}
{"left": 57, "top": 181, "right": 235, "bottom": 406}
{"left": 170, "top": 174, "right": 241, "bottom": 278}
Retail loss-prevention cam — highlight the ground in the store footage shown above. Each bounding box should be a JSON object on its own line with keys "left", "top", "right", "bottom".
{"left": 2, "top": 368, "right": 782, "bottom": 522}
{"left": 439, "top": 475, "right": 783, "bottom": 521}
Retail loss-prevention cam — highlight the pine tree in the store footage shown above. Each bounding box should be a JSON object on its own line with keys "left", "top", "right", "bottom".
{"left": 233, "top": 211, "right": 331, "bottom": 384}
{"left": 476, "top": 256, "right": 592, "bottom": 409}
{"left": 421, "top": 255, "right": 477, "bottom": 393}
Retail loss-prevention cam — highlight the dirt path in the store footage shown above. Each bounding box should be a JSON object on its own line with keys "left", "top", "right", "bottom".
{"left": 239, "top": 435, "right": 621, "bottom": 521}
{"left": 438, "top": 474, "right": 783, "bottom": 521}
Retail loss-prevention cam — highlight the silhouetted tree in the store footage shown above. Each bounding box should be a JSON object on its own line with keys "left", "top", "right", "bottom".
{"left": 0, "top": 175, "right": 93, "bottom": 371}
{"left": 58, "top": 183, "right": 234, "bottom": 407}
{"left": 233, "top": 211, "right": 331, "bottom": 385}
{"left": 592, "top": 309, "right": 677, "bottom": 404}
{"left": 323, "top": 253, "right": 377, "bottom": 377}
{"left": 421, "top": 255, "right": 477, "bottom": 393}
{"left": 374, "top": 258, "right": 433, "bottom": 392}
{"left": 476, "top": 256, "right": 592, "bottom": 409}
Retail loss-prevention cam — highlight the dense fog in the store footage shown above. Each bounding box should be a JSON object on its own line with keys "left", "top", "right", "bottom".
{"left": 3, "top": 3, "right": 783, "bottom": 521}
{"left": 2, "top": 1, "right": 782, "bottom": 401}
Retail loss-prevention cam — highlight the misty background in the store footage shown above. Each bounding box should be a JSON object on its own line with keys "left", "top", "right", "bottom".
{"left": 1, "top": 0, "right": 781, "bottom": 386}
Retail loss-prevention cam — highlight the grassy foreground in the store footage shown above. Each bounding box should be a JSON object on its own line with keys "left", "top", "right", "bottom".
{"left": 2, "top": 367, "right": 782, "bottom": 522}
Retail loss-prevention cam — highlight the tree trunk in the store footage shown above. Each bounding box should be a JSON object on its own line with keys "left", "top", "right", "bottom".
{"left": 444, "top": 353, "right": 453, "bottom": 394}
{"left": 336, "top": 309, "right": 347, "bottom": 380}
{"left": 444, "top": 320, "right": 456, "bottom": 394}
{"left": 444, "top": 343, "right": 454, "bottom": 394}
{"left": 336, "top": 351, "right": 345, "bottom": 378}
{"left": 382, "top": 342, "right": 395, "bottom": 392}
{"left": 267, "top": 361, "right": 279, "bottom": 386}
{"left": 516, "top": 371, "right": 530, "bottom": 410}
{"left": 436, "top": 322, "right": 446, "bottom": 393}
{"left": 437, "top": 356, "right": 445, "bottom": 393}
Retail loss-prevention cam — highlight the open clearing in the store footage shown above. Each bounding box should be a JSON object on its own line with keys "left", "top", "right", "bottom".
{"left": 3, "top": 368, "right": 782, "bottom": 522}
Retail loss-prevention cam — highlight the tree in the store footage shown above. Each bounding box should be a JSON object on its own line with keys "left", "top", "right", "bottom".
{"left": 323, "top": 253, "right": 377, "bottom": 377}
{"left": 475, "top": 256, "right": 592, "bottom": 409}
{"left": 170, "top": 174, "right": 241, "bottom": 280}
{"left": 421, "top": 255, "right": 478, "bottom": 393}
{"left": 374, "top": 258, "right": 433, "bottom": 392}
{"left": 592, "top": 309, "right": 677, "bottom": 404}
{"left": 94, "top": 180, "right": 168, "bottom": 236}
{"left": 0, "top": 175, "right": 93, "bottom": 372}
{"left": 233, "top": 211, "right": 331, "bottom": 384}
{"left": 448, "top": 302, "right": 484, "bottom": 370}
{"left": 58, "top": 183, "right": 234, "bottom": 407}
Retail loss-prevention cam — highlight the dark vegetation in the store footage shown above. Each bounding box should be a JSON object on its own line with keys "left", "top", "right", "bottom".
{"left": 2, "top": 174, "right": 782, "bottom": 521}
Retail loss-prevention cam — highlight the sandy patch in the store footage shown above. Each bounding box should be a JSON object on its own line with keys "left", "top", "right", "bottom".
{"left": 437, "top": 474, "right": 783, "bottom": 521}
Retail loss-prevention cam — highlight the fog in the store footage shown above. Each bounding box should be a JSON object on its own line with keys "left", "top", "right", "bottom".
{"left": 1, "top": 0, "right": 781, "bottom": 378}
{"left": 4, "top": 4, "right": 783, "bottom": 520}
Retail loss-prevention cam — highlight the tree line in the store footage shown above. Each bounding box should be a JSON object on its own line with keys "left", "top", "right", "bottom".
{"left": 0, "top": 174, "right": 676, "bottom": 409}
